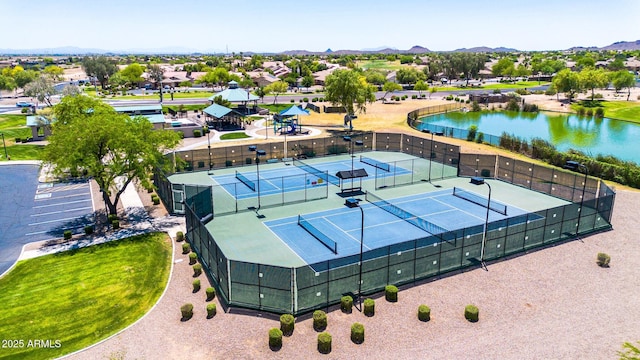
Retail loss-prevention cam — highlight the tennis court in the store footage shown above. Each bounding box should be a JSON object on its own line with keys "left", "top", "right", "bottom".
{"left": 210, "top": 157, "right": 411, "bottom": 200}
{"left": 266, "top": 187, "right": 535, "bottom": 265}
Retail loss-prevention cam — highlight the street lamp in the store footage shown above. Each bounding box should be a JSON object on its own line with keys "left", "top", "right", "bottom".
{"left": 564, "top": 160, "right": 588, "bottom": 237}
{"left": 428, "top": 132, "right": 434, "bottom": 182}
{"left": 346, "top": 198, "right": 365, "bottom": 311}
{"left": 1, "top": 133, "right": 7, "bottom": 160}
{"left": 470, "top": 177, "right": 491, "bottom": 270}
{"left": 248, "top": 145, "right": 266, "bottom": 218}
{"left": 207, "top": 129, "right": 213, "bottom": 174}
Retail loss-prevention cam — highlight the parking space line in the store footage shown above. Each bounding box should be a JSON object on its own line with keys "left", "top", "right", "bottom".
{"left": 28, "top": 216, "right": 91, "bottom": 226}
{"left": 35, "top": 192, "right": 91, "bottom": 201}
{"left": 31, "top": 207, "right": 93, "bottom": 217}
{"left": 33, "top": 199, "right": 91, "bottom": 209}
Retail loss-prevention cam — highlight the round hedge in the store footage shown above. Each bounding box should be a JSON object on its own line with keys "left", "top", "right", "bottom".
{"left": 206, "top": 303, "right": 217, "bottom": 318}
{"left": 317, "top": 332, "right": 332, "bottom": 354}
{"left": 176, "top": 231, "right": 185, "bottom": 242}
{"left": 193, "top": 263, "right": 202, "bottom": 277}
{"left": 341, "top": 295, "right": 353, "bottom": 313}
{"left": 465, "top": 304, "right": 479, "bottom": 322}
{"left": 418, "top": 304, "right": 431, "bottom": 322}
{"left": 351, "top": 322, "right": 365, "bottom": 344}
{"left": 192, "top": 279, "right": 201, "bottom": 292}
{"left": 385, "top": 285, "right": 398, "bottom": 302}
{"left": 180, "top": 303, "right": 193, "bottom": 320}
{"left": 182, "top": 242, "right": 190, "bottom": 254}
{"left": 280, "top": 314, "right": 295, "bottom": 336}
{"left": 363, "top": 298, "right": 375, "bottom": 317}
{"left": 269, "top": 328, "right": 283, "bottom": 350}
{"left": 206, "top": 287, "right": 216, "bottom": 301}
{"left": 313, "top": 310, "right": 327, "bottom": 331}
{"left": 188, "top": 252, "right": 197, "bottom": 265}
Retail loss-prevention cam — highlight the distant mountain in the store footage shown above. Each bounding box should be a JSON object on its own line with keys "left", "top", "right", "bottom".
{"left": 0, "top": 46, "right": 108, "bottom": 55}
{"left": 407, "top": 45, "right": 430, "bottom": 53}
{"left": 599, "top": 40, "right": 640, "bottom": 51}
{"left": 453, "top": 46, "right": 518, "bottom": 53}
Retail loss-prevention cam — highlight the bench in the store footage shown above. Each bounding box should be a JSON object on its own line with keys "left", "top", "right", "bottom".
{"left": 266, "top": 158, "right": 279, "bottom": 164}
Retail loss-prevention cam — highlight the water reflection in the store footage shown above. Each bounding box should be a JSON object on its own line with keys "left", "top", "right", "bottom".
{"left": 418, "top": 111, "right": 639, "bottom": 163}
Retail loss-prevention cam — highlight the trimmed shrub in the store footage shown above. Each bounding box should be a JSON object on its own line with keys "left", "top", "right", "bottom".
{"left": 84, "top": 225, "right": 93, "bottom": 235}
{"left": 597, "top": 252, "right": 611, "bottom": 267}
{"left": 302, "top": 97, "right": 309, "bottom": 102}
{"left": 192, "top": 279, "right": 201, "bottom": 292}
{"left": 385, "top": 285, "right": 398, "bottom": 302}
{"left": 418, "top": 304, "right": 431, "bottom": 322}
{"left": 111, "top": 220, "right": 120, "bottom": 230}
{"left": 206, "top": 287, "right": 216, "bottom": 301}
{"left": 317, "top": 332, "right": 332, "bottom": 354}
{"left": 341, "top": 295, "right": 353, "bottom": 313}
{"left": 351, "top": 322, "right": 365, "bottom": 344}
{"left": 595, "top": 108, "right": 605, "bottom": 118}
{"left": 180, "top": 303, "right": 193, "bottom": 320}
{"left": 476, "top": 132, "right": 484, "bottom": 144}
{"left": 471, "top": 101, "right": 481, "bottom": 112}
{"left": 363, "top": 298, "right": 375, "bottom": 317}
{"left": 188, "top": 252, "right": 197, "bottom": 265}
{"left": 182, "top": 243, "right": 190, "bottom": 254}
{"left": 193, "top": 129, "right": 202, "bottom": 138}
{"left": 107, "top": 213, "right": 118, "bottom": 222}
{"left": 63, "top": 230, "right": 72, "bottom": 240}
{"left": 313, "top": 310, "right": 327, "bottom": 331}
{"left": 151, "top": 194, "right": 160, "bottom": 205}
{"left": 269, "top": 328, "right": 283, "bottom": 350}
{"left": 206, "top": 303, "right": 216, "bottom": 318}
{"left": 193, "top": 263, "right": 202, "bottom": 277}
{"left": 465, "top": 304, "right": 479, "bottom": 322}
{"left": 467, "top": 125, "right": 478, "bottom": 141}
{"left": 280, "top": 314, "right": 295, "bottom": 336}
{"left": 505, "top": 98, "right": 520, "bottom": 112}
{"left": 585, "top": 108, "right": 594, "bottom": 117}
{"left": 176, "top": 231, "right": 184, "bottom": 242}
{"left": 576, "top": 106, "right": 586, "bottom": 116}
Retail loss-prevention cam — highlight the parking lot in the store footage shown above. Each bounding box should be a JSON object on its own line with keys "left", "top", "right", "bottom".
{"left": 0, "top": 164, "right": 94, "bottom": 275}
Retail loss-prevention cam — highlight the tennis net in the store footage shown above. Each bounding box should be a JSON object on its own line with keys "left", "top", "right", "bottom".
{"left": 366, "top": 191, "right": 447, "bottom": 235}
{"left": 293, "top": 159, "right": 339, "bottom": 186}
{"left": 235, "top": 171, "right": 256, "bottom": 191}
{"left": 453, "top": 187, "right": 507, "bottom": 215}
{"left": 297, "top": 215, "right": 338, "bottom": 254}
{"left": 360, "top": 155, "right": 390, "bottom": 172}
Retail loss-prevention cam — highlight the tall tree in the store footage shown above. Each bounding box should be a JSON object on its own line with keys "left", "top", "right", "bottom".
{"left": 381, "top": 81, "right": 402, "bottom": 101}
{"left": 611, "top": 70, "right": 636, "bottom": 101}
{"left": 120, "top": 63, "right": 144, "bottom": 88}
{"left": 492, "top": 58, "right": 515, "bottom": 78}
{"left": 324, "top": 69, "right": 376, "bottom": 115}
{"left": 81, "top": 56, "right": 117, "bottom": 89}
{"left": 413, "top": 80, "right": 429, "bottom": 98}
{"left": 579, "top": 67, "right": 609, "bottom": 101}
{"left": 301, "top": 75, "right": 315, "bottom": 91}
{"left": 552, "top": 69, "right": 581, "bottom": 103}
{"left": 264, "top": 81, "right": 288, "bottom": 104}
{"left": 396, "top": 67, "right": 424, "bottom": 85}
{"left": 24, "top": 74, "right": 56, "bottom": 106}
{"left": 43, "top": 65, "right": 64, "bottom": 81}
{"left": 45, "top": 95, "right": 180, "bottom": 215}
{"left": 147, "top": 64, "right": 164, "bottom": 102}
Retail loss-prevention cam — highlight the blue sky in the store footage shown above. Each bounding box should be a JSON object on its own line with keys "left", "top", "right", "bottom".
{"left": 2, "top": 0, "right": 639, "bottom": 52}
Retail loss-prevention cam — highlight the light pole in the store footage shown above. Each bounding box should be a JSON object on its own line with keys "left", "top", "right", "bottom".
{"left": 207, "top": 129, "right": 213, "bottom": 174}
{"left": 564, "top": 160, "right": 588, "bottom": 237}
{"left": 248, "top": 145, "right": 266, "bottom": 218}
{"left": 347, "top": 198, "right": 365, "bottom": 311}
{"left": 428, "top": 132, "right": 434, "bottom": 182}
{"left": 470, "top": 177, "right": 491, "bottom": 270}
{"left": 1, "top": 133, "right": 7, "bottom": 160}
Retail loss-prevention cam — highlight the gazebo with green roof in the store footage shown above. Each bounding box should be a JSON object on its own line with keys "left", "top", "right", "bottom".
{"left": 208, "top": 81, "right": 259, "bottom": 115}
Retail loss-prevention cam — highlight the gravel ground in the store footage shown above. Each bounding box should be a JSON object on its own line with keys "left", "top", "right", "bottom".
{"left": 65, "top": 186, "right": 639, "bottom": 360}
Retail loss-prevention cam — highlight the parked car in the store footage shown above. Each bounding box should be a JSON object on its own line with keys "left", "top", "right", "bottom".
{"left": 16, "top": 101, "right": 34, "bottom": 108}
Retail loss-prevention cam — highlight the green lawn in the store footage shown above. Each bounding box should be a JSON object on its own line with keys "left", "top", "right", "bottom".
{"left": 572, "top": 100, "right": 640, "bottom": 123}
{"left": 0, "top": 114, "right": 44, "bottom": 161}
{"left": 435, "top": 81, "right": 550, "bottom": 92}
{"left": 220, "top": 132, "right": 251, "bottom": 140}
{"left": 0, "top": 233, "right": 172, "bottom": 360}
{"left": 357, "top": 60, "right": 408, "bottom": 71}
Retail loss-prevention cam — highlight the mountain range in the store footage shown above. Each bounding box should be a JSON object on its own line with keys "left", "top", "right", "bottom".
{"left": 1, "top": 40, "right": 639, "bottom": 56}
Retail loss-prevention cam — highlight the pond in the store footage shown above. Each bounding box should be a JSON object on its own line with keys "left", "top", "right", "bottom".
{"left": 417, "top": 111, "right": 640, "bottom": 164}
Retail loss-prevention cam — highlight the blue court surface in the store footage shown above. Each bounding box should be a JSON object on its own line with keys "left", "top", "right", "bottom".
{"left": 266, "top": 188, "right": 535, "bottom": 265}
{"left": 211, "top": 158, "right": 410, "bottom": 199}
{"left": 0, "top": 164, "right": 94, "bottom": 275}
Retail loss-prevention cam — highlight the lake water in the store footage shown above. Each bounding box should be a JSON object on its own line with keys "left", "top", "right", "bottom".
{"left": 417, "top": 111, "right": 640, "bottom": 164}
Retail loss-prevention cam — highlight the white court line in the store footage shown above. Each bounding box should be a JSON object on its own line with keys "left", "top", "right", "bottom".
{"left": 31, "top": 207, "right": 93, "bottom": 217}
{"left": 323, "top": 216, "right": 372, "bottom": 252}
{"left": 33, "top": 199, "right": 91, "bottom": 209}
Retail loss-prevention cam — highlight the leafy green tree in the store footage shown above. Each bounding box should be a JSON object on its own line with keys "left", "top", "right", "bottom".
{"left": 211, "top": 95, "right": 232, "bottom": 108}
{"left": 611, "top": 70, "right": 636, "bottom": 101}
{"left": 43, "top": 65, "right": 64, "bottom": 81}
{"left": 254, "top": 86, "right": 266, "bottom": 103}
{"left": 108, "top": 72, "right": 127, "bottom": 89}
{"left": 120, "top": 63, "right": 144, "bottom": 88}
{"left": 81, "top": 56, "right": 117, "bottom": 89}
{"left": 301, "top": 75, "right": 315, "bottom": 91}
{"left": 196, "top": 70, "right": 218, "bottom": 91}
{"left": 0, "top": 74, "right": 16, "bottom": 97}
{"left": 492, "top": 58, "right": 515, "bottom": 78}
{"left": 607, "top": 58, "right": 626, "bottom": 71}
{"left": 363, "top": 69, "right": 386, "bottom": 86}
{"left": 413, "top": 80, "right": 429, "bottom": 97}
{"left": 147, "top": 64, "right": 164, "bottom": 102}
{"left": 45, "top": 95, "right": 180, "bottom": 216}
{"left": 324, "top": 69, "right": 376, "bottom": 115}
{"left": 515, "top": 63, "right": 532, "bottom": 78}
{"left": 212, "top": 67, "right": 230, "bottom": 89}
{"left": 451, "top": 53, "right": 486, "bottom": 85}
{"left": 396, "top": 67, "right": 424, "bottom": 84}
{"left": 399, "top": 55, "right": 414, "bottom": 64}
{"left": 24, "top": 74, "right": 56, "bottom": 106}
{"left": 264, "top": 81, "right": 288, "bottom": 104}
{"left": 579, "top": 67, "right": 609, "bottom": 101}
{"left": 620, "top": 341, "right": 640, "bottom": 360}
{"left": 381, "top": 81, "right": 402, "bottom": 100}
{"left": 238, "top": 77, "right": 255, "bottom": 89}
{"left": 575, "top": 54, "right": 595, "bottom": 70}
{"left": 552, "top": 69, "right": 581, "bottom": 102}
{"left": 429, "top": 86, "right": 437, "bottom": 99}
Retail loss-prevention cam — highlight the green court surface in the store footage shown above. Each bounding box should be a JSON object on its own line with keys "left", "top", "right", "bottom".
{"left": 179, "top": 152, "right": 568, "bottom": 267}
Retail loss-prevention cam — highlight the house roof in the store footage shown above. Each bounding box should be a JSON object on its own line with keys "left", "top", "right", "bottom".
{"left": 25, "top": 115, "right": 52, "bottom": 127}
{"left": 139, "top": 114, "right": 167, "bottom": 124}
{"left": 203, "top": 103, "right": 235, "bottom": 119}
{"left": 113, "top": 105, "right": 163, "bottom": 113}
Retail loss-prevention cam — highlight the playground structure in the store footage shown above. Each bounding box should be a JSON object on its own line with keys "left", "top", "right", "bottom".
{"left": 273, "top": 115, "right": 299, "bottom": 135}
